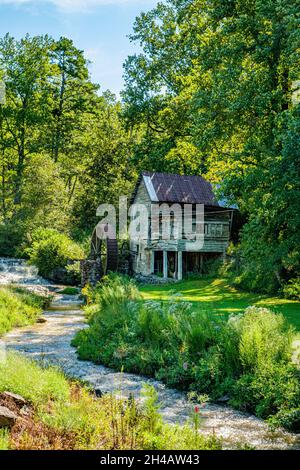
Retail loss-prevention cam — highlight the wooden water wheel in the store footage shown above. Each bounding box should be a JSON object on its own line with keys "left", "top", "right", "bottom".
{"left": 90, "top": 224, "right": 118, "bottom": 275}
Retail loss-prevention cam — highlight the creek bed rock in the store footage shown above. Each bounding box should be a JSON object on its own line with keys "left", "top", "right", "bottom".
{"left": 0, "top": 406, "right": 18, "bottom": 428}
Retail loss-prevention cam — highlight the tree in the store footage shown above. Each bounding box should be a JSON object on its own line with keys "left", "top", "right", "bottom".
{"left": 0, "top": 34, "right": 53, "bottom": 206}
{"left": 0, "top": 34, "right": 136, "bottom": 255}
{"left": 123, "top": 0, "right": 300, "bottom": 292}
{"left": 72, "top": 91, "right": 137, "bottom": 232}
{"left": 46, "top": 37, "right": 100, "bottom": 209}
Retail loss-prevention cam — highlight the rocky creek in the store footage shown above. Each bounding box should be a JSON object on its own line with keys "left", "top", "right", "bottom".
{"left": 1, "top": 258, "right": 299, "bottom": 450}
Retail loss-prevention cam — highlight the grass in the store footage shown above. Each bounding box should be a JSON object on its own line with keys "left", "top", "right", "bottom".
{"left": 140, "top": 277, "right": 300, "bottom": 330}
{"left": 0, "top": 430, "right": 9, "bottom": 451}
{"left": 0, "top": 352, "right": 221, "bottom": 450}
{"left": 0, "top": 286, "right": 49, "bottom": 336}
{"left": 0, "top": 351, "right": 69, "bottom": 404}
{"left": 58, "top": 287, "right": 80, "bottom": 296}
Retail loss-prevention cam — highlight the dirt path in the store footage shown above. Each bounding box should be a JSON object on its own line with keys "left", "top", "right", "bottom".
{"left": 3, "top": 290, "right": 299, "bottom": 450}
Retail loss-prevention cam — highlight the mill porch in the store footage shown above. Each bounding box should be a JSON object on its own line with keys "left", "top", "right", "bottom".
{"left": 150, "top": 250, "right": 225, "bottom": 281}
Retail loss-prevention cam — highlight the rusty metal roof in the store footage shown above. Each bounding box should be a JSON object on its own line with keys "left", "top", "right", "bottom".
{"left": 132, "top": 172, "right": 220, "bottom": 206}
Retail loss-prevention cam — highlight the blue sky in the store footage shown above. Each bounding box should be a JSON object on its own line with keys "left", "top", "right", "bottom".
{"left": 0, "top": 0, "right": 158, "bottom": 95}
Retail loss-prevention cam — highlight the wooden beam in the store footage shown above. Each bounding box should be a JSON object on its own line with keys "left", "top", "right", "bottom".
{"left": 177, "top": 251, "right": 183, "bottom": 281}
{"left": 163, "top": 251, "right": 168, "bottom": 279}
{"left": 200, "top": 253, "right": 203, "bottom": 274}
{"left": 150, "top": 251, "right": 155, "bottom": 274}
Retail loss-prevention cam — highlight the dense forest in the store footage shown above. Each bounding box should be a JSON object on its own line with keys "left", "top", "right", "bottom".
{"left": 0, "top": 0, "right": 299, "bottom": 295}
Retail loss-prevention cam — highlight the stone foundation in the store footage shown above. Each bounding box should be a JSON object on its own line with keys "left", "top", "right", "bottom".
{"left": 80, "top": 259, "right": 102, "bottom": 287}
{"left": 134, "top": 274, "right": 177, "bottom": 285}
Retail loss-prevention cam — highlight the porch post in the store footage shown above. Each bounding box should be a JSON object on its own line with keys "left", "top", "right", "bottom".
{"left": 150, "top": 251, "right": 155, "bottom": 274}
{"left": 163, "top": 250, "right": 168, "bottom": 279}
{"left": 177, "top": 251, "right": 183, "bottom": 281}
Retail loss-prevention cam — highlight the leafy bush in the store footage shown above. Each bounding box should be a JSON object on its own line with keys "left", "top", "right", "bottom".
{"left": 0, "top": 223, "right": 23, "bottom": 257}
{"left": 268, "top": 407, "right": 300, "bottom": 433}
{"left": 231, "top": 364, "right": 300, "bottom": 429}
{"left": 282, "top": 278, "right": 300, "bottom": 301}
{"left": 58, "top": 287, "right": 80, "bottom": 296}
{"left": 73, "top": 275, "right": 300, "bottom": 430}
{"left": 229, "top": 307, "right": 293, "bottom": 372}
{"left": 25, "top": 228, "right": 84, "bottom": 284}
{"left": 0, "top": 286, "right": 48, "bottom": 335}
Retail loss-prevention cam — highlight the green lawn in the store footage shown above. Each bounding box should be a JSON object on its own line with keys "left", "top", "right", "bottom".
{"left": 140, "top": 277, "right": 300, "bottom": 330}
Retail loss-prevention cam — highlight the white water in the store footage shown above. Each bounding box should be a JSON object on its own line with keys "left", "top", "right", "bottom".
{"left": 0, "top": 257, "right": 49, "bottom": 286}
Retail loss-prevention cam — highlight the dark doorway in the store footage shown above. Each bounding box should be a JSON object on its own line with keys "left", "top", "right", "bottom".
{"left": 154, "top": 251, "right": 177, "bottom": 278}
{"left": 154, "top": 251, "right": 163, "bottom": 275}
{"left": 182, "top": 252, "right": 221, "bottom": 276}
{"left": 167, "top": 251, "right": 176, "bottom": 278}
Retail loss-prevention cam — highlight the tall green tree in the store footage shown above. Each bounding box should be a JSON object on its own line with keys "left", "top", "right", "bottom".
{"left": 123, "top": 0, "right": 300, "bottom": 292}
{"left": 72, "top": 91, "right": 137, "bottom": 232}
{"left": 122, "top": 1, "right": 201, "bottom": 174}
{"left": 45, "top": 37, "right": 100, "bottom": 207}
{"left": 0, "top": 34, "right": 135, "bottom": 255}
{"left": 0, "top": 34, "right": 53, "bottom": 206}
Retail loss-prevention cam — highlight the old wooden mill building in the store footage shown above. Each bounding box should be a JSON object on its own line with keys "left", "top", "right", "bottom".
{"left": 130, "top": 172, "right": 235, "bottom": 281}
{"left": 81, "top": 171, "right": 237, "bottom": 285}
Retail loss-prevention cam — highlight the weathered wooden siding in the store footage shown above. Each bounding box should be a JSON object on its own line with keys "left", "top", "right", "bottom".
{"left": 130, "top": 179, "right": 152, "bottom": 275}
{"left": 147, "top": 238, "right": 228, "bottom": 253}
{"left": 130, "top": 179, "right": 231, "bottom": 276}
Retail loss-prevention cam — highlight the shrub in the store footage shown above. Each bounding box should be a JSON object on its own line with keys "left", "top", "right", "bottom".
{"left": 231, "top": 365, "right": 300, "bottom": 424}
{"left": 229, "top": 307, "right": 294, "bottom": 373}
{"left": 73, "top": 275, "right": 300, "bottom": 431}
{"left": 269, "top": 408, "right": 300, "bottom": 433}
{"left": 282, "top": 278, "right": 300, "bottom": 301}
{"left": 25, "top": 228, "right": 84, "bottom": 284}
{"left": 58, "top": 287, "right": 80, "bottom": 296}
{"left": 0, "top": 223, "right": 23, "bottom": 257}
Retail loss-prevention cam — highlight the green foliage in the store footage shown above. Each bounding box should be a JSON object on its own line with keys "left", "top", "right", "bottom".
{"left": 230, "top": 307, "right": 294, "bottom": 372}
{"left": 0, "top": 0, "right": 299, "bottom": 294}
{"left": 268, "top": 407, "right": 300, "bottom": 433}
{"left": 0, "top": 223, "right": 23, "bottom": 257}
{"left": 83, "top": 273, "right": 141, "bottom": 306}
{"left": 0, "top": 34, "right": 136, "bottom": 255}
{"left": 0, "top": 353, "right": 221, "bottom": 450}
{"left": 123, "top": 0, "right": 300, "bottom": 295}
{"left": 141, "top": 277, "right": 300, "bottom": 331}
{"left": 0, "top": 352, "right": 69, "bottom": 404}
{"left": 73, "top": 275, "right": 300, "bottom": 430}
{"left": 19, "top": 154, "right": 71, "bottom": 233}
{"left": 0, "top": 429, "right": 9, "bottom": 450}
{"left": 0, "top": 286, "right": 47, "bottom": 335}
{"left": 283, "top": 278, "right": 300, "bottom": 301}
{"left": 231, "top": 364, "right": 300, "bottom": 431}
{"left": 25, "top": 228, "right": 84, "bottom": 283}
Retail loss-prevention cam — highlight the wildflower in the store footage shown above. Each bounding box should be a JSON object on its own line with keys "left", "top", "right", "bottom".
{"left": 194, "top": 405, "right": 200, "bottom": 414}
{"left": 183, "top": 362, "right": 188, "bottom": 371}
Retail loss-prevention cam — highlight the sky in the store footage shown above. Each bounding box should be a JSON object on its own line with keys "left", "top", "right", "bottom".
{"left": 0, "top": 0, "right": 159, "bottom": 96}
